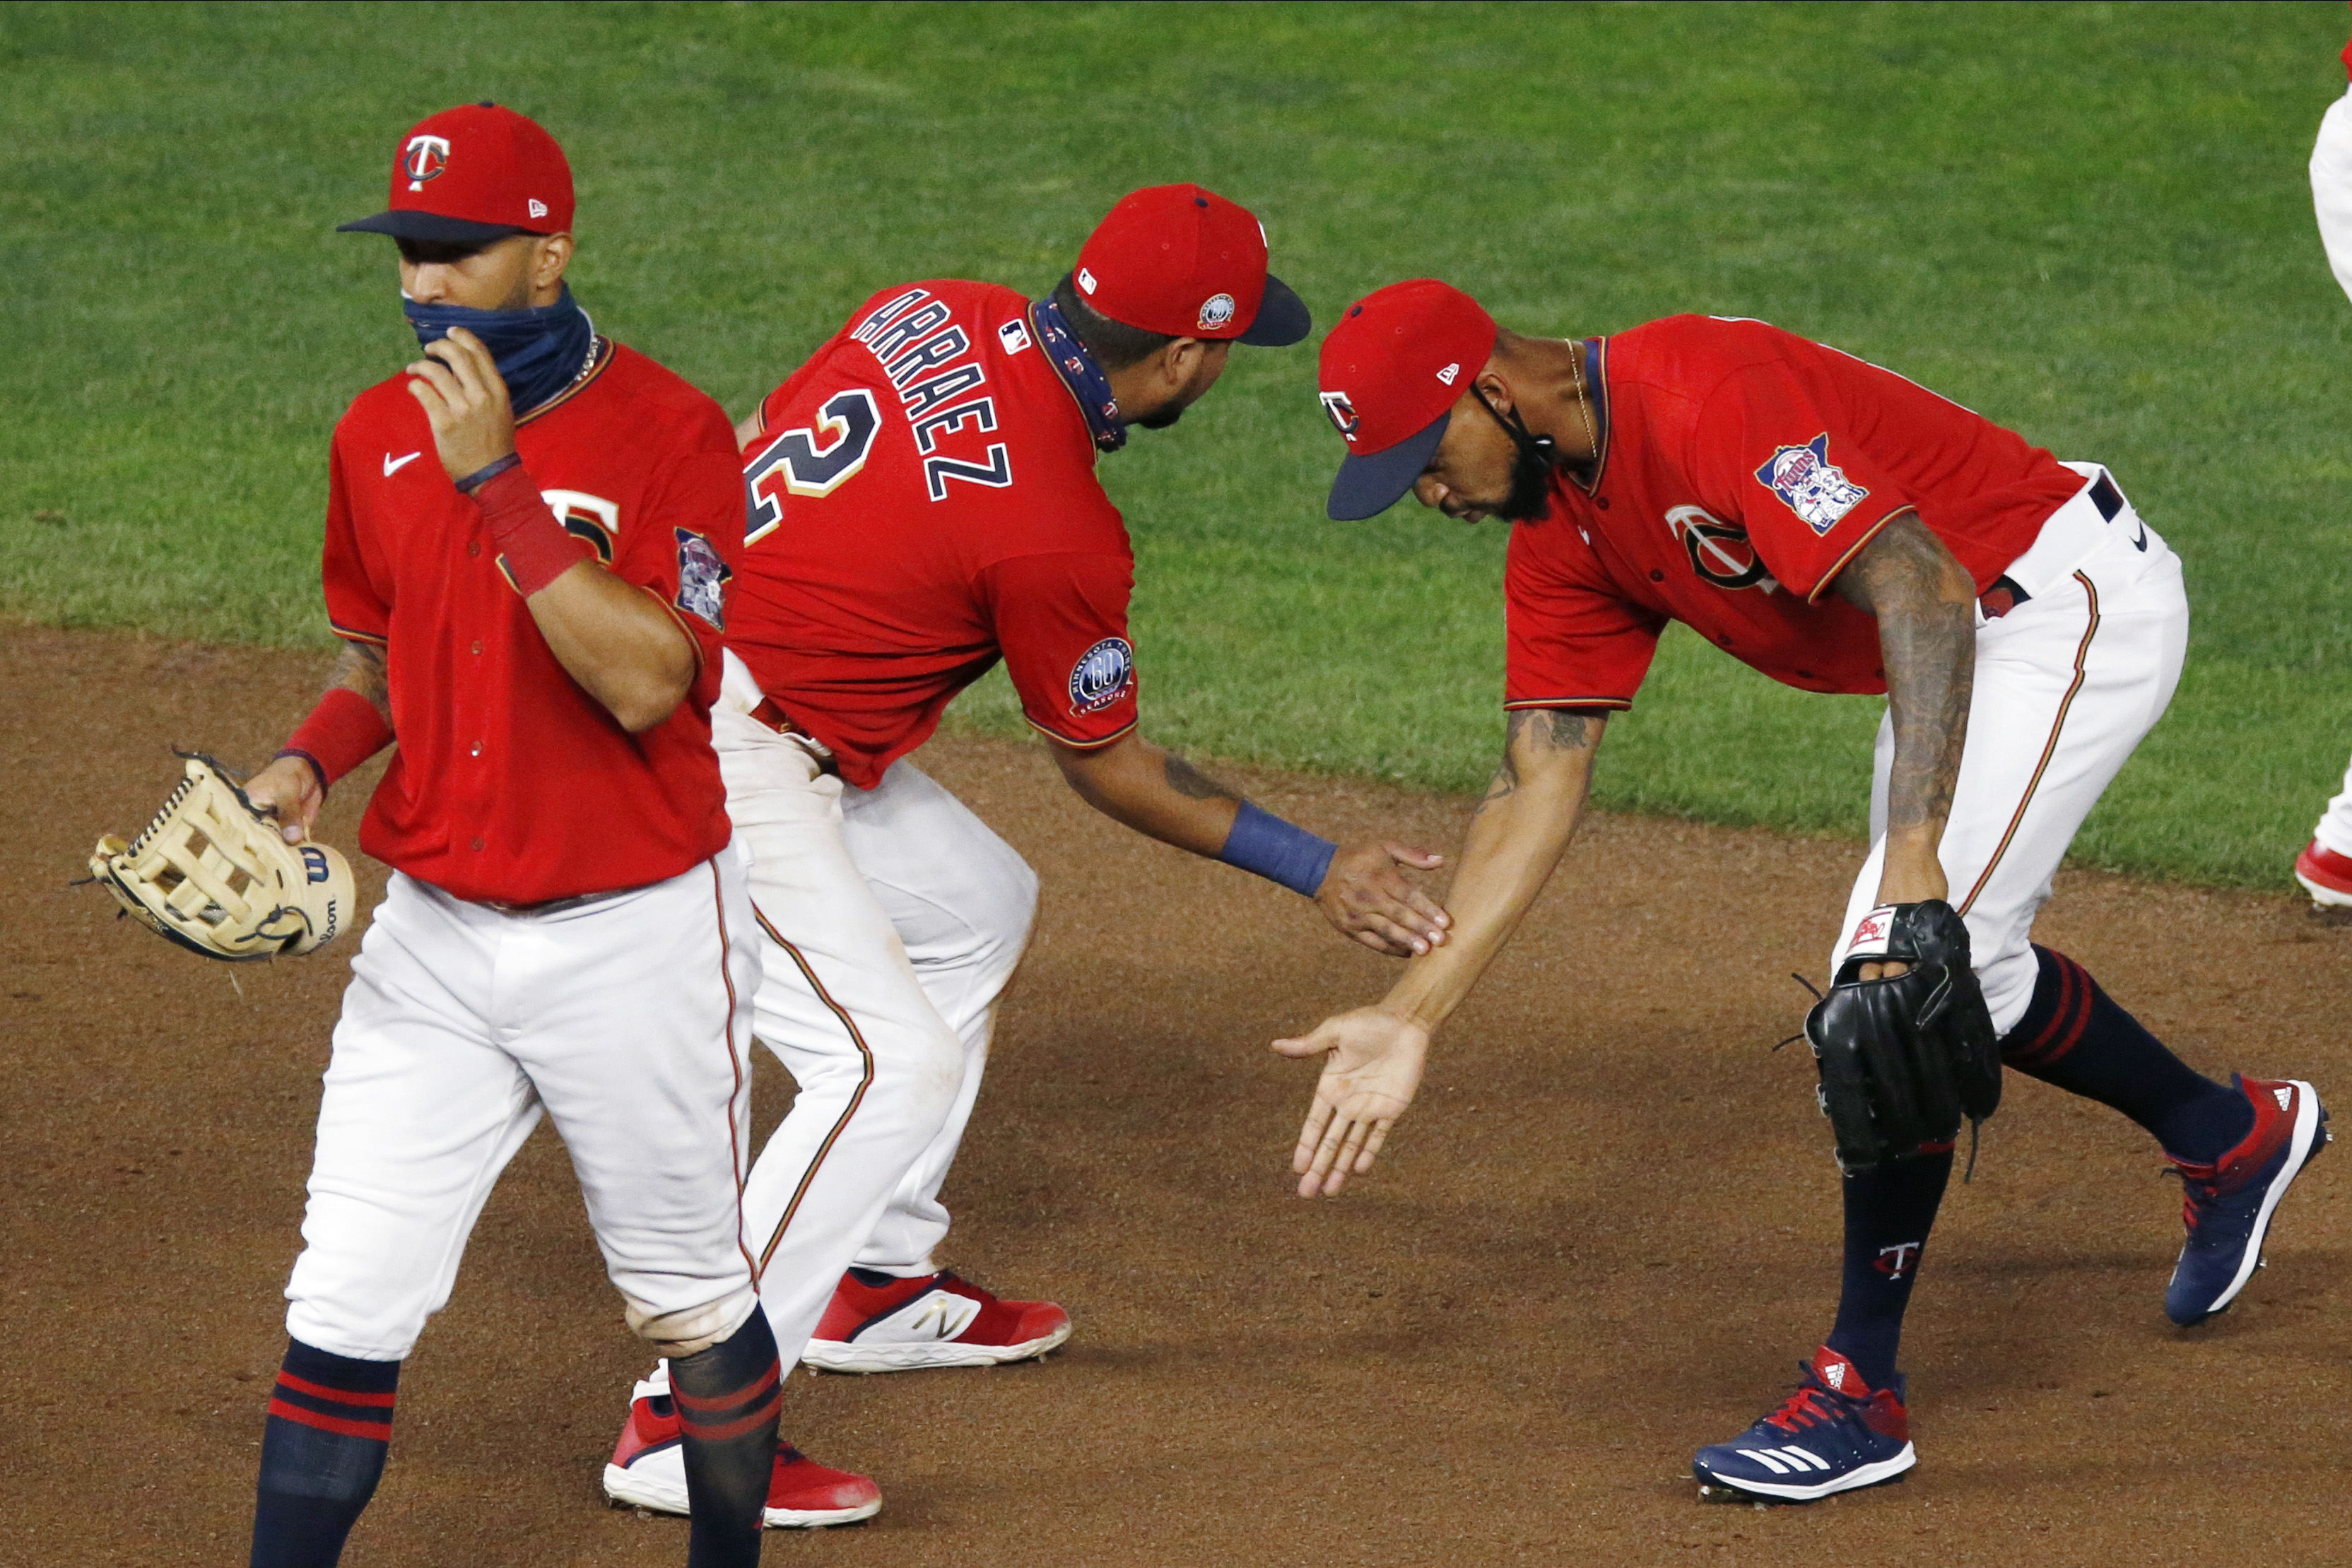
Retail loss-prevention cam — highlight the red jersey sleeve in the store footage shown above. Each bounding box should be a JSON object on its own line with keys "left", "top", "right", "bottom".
{"left": 1503, "top": 528, "right": 1667, "bottom": 710}
{"left": 980, "top": 550, "right": 1139, "bottom": 748}
{"left": 1690, "top": 364, "right": 1916, "bottom": 603}
{"left": 320, "top": 435, "right": 389, "bottom": 647}
{"left": 613, "top": 442, "right": 745, "bottom": 689}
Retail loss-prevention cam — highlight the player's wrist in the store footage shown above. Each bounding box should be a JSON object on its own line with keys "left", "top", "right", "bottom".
{"left": 280, "top": 685, "right": 394, "bottom": 793}
{"left": 468, "top": 461, "right": 591, "bottom": 596}
{"left": 1218, "top": 800, "right": 1337, "bottom": 899}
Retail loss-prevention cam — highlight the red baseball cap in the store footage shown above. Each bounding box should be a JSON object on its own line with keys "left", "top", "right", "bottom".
{"left": 1073, "top": 184, "right": 1310, "bottom": 346}
{"left": 1317, "top": 280, "right": 1497, "bottom": 520}
{"left": 338, "top": 103, "right": 574, "bottom": 245}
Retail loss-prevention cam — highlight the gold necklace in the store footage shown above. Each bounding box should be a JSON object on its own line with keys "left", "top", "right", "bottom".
{"left": 1567, "top": 341, "right": 1598, "bottom": 473}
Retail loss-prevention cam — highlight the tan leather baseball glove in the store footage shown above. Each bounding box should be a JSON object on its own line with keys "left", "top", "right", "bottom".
{"left": 89, "top": 752, "right": 356, "bottom": 960}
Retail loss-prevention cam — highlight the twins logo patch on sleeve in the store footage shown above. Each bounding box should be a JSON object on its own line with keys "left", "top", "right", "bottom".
{"left": 1754, "top": 432, "right": 1869, "bottom": 535}
{"left": 1068, "top": 637, "right": 1134, "bottom": 715}
{"left": 674, "top": 529, "right": 731, "bottom": 629}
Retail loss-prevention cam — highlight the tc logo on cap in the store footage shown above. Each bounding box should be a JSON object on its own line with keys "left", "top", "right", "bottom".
{"left": 1319, "top": 390, "right": 1360, "bottom": 440}
{"left": 1198, "top": 293, "right": 1236, "bottom": 331}
{"left": 403, "top": 134, "right": 450, "bottom": 189}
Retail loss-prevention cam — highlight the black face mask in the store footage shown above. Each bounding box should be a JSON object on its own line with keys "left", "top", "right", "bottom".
{"left": 1132, "top": 403, "right": 1185, "bottom": 431}
{"left": 1476, "top": 388, "right": 1558, "bottom": 521}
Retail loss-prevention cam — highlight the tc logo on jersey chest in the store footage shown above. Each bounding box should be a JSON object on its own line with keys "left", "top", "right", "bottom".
{"left": 1069, "top": 637, "right": 1134, "bottom": 716}
{"left": 1754, "top": 432, "right": 1868, "bottom": 535}
{"left": 1665, "top": 505, "right": 1778, "bottom": 594}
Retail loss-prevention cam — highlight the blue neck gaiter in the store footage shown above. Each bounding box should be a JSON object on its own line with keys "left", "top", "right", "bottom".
{"left": 403, "top": 285, "right": 598, "bottom": 415}
{"left": 1031, "top": 297, "right": 1127, "bottom": 453}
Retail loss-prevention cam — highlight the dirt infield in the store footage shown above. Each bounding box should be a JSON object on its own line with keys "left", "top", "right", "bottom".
{"left": 6, "top": 622, "right": 2346, "bottom": 1568}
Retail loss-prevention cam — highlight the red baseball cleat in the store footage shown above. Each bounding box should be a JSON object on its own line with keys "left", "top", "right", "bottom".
{"left": 2293, "top": 839, "right": 2352, "bottom": 909}
{"left": 601, "top": 1380, "right": 880, "bottom": 1528}
{"left": 801, "top": 1267, "right": 1071, "bottom": 1373}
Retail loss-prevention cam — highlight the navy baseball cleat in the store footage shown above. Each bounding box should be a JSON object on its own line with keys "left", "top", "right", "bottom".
{"left": 1692, "top": 1346, "right": 1915, "bottom": 1504}
{"left": 2164, "top": 1075, "right": 2329, "bottom": 1326}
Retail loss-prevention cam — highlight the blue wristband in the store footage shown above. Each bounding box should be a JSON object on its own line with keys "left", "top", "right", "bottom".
{"left": 1218, "top": 801, "right": 1337, "bottom": 899}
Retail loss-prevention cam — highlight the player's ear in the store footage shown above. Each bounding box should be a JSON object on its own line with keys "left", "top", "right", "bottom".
{"left": 532, "top": 232, "right": 575, "bottom": 295}
{"left": 1471, "top": 365, "right": 1512, "bottom": 413}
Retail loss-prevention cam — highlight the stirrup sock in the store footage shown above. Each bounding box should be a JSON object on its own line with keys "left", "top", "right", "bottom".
{"left": 671, "top": 1306, "right": 784, "bottom": 1567}
{"left": 249, "top": 1338, "right": 398, "bottom": 1568}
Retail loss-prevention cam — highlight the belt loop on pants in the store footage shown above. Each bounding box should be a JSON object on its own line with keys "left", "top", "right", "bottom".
{"left": 2088, "top": 471, "right": 2124, "bottom": 522}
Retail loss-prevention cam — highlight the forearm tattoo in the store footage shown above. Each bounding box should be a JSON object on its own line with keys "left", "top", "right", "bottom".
{"left": 1162, "top": 750, "right": 1240, "bottom": 803}
{"left": 331, "top": 642, "right": 393, "bottom": 727}
{"left": 1478, "top": 707, "right": 1596, "bottom": 815}
{"left": 1838, "top": 514, "right": 1974, "bottom": 842}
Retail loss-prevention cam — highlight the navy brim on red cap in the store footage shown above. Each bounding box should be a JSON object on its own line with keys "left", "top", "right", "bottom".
{"left": 336, "top": 210, "right": 529, "bottom": 244}
{"left": 1237, "top": 273, "right": 1312, "bottom": 347}
{"left": 1327, "top": 411, "right": 1448, "bottom": 521}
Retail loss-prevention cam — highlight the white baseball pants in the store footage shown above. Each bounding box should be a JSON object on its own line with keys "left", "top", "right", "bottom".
{"left": 2308, "top": 85, "right": 2352, "bottom": 856}
{"left": 285, "top": 855, "right": 763, "bottom": 1362}
{"left": 712, "top": 652, "right": 1039, "bottom": 1363}
{"left": 1836, "top": 465, "right": 2188, "bottom": 1034}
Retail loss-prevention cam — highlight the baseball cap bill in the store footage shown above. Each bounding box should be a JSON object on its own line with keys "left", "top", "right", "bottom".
{"left": 1317, "top": 280, "right": 1498, "bottom": 521}
{"left": 1074, "top": 184, "right": 1310, "bottom": 347}
{"left": 338, "top": 102, "right": 575, "bottom": 245}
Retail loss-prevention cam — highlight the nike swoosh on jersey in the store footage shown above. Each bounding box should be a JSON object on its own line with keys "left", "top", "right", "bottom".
{"left": 384, "top": 452, "right": 422, "bottom": 477}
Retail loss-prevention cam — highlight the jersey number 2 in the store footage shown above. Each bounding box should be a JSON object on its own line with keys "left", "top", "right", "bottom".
{"left": 746, "top": 389, "right": 881, "bottom": 545}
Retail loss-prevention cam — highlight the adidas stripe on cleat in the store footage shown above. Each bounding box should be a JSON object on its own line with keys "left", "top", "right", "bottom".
{"left": 802, "top": 1267, "right": 1071, "bottom": 1374}
{"left": 2164, "top": 1075, "right": 2329, "bottom": 1326}
{"left": 1693, "top": 1346, "right": 1916, "bottom": 1504}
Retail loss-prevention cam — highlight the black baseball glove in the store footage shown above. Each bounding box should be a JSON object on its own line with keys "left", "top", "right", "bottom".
{"left": 1805, "top": 900, "right": 2001, "bottom": 1174}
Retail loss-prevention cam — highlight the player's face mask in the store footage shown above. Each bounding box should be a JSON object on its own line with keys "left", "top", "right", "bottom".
{"left": 404, "top": 283, "right": 597, "bottom": 418}
{"left": 1473, "top": 386, "right": 1557, "bottom": 523}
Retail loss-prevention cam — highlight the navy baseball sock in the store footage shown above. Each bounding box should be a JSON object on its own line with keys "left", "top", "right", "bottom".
{"left": 1825, "top": 1150, "right": 1951, "bottom": 1393}
{"left": 669, "top": 1304, "right": 783, "bottom": 1567}
{"left": 249, "top": 1338, "right": 399, "bottom": 1568}
{"left": 2002, "top": 945, "right": 2253, "bottom": 1162}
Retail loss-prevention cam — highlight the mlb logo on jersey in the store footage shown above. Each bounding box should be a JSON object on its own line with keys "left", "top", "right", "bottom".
{"left": 1068, "top": 637, "right": 1134, "bottom": 716}
{"left": 998, "top": 318, "right": 1033, "bottom": 355}
{"left": 1754, "top": 432, "right": 1869, "bottom": 535}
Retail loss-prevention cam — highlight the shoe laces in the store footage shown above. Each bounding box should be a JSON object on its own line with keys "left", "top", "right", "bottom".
{"left": 1764, "top": 1367, "right": 1862, "bottom": 1434}
{"left": 932, "top": 1270, "right": 997, "bottom": 1305}
{"left": 2160, "top": 1163, "right": 2221, "bottom": 1233}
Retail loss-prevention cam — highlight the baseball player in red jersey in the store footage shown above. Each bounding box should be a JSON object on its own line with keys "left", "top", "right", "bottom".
{"left": 601, "top": 186, "right": 1453, "bottom": 1524}
{"left": 2293, "top": 23, "right": 2352, "bottom": 912}
{"left": 1274, "top": 281, "right": 2329, "bottom": 1502}
{"left": 233, "top": 105, "right": 780, "bottom": 1566}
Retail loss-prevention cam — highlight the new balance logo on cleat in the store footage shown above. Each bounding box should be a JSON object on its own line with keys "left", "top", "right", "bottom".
{"left": 1692, "top": 1347, "right": 1915, "bottom": 1504}
{"left": 801, "top": 1268, "right": 1073, "bottom": 1374}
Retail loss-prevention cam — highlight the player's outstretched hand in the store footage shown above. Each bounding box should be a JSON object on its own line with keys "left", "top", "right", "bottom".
{"left": 1274, "top": 1006, "right": 1430, "bottom": 1197}
{"left": 405, "top": 326, "right": 518, "bottom": 481}
{"left": 242, "top": 754, "right": 325, "bottom": 844}
{"left": 1317, "top": 840, "right": 1450, "bottom": 957}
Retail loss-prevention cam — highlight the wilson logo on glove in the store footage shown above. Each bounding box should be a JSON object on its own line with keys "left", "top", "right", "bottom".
{"left": 87, "top": 752, "right": 356, "bottom": 961}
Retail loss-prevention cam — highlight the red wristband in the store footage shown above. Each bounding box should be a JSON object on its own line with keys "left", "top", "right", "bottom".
{"left": 471, "top": 462, "right": 591, "bottom": 596}
{"left": 281, "top": 685, "right": 394, "bottom": 792}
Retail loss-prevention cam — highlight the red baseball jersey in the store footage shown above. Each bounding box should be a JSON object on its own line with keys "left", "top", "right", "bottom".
{"left": 1505, "top": 315, "right": 2085, "bottom": 709}
{"left": 322, "top": 341, "right": 743, "bottom": 903}
{"left": 724, "top": 280, "right": 1139, "bottom": 789}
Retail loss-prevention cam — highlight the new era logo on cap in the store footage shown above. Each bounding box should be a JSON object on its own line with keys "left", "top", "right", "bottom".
{"left": 1436, "top": 362, "right": 1459, "bottom": 385}
{"left": 1073, "top": 184, "right": 1309, "bottom": 347}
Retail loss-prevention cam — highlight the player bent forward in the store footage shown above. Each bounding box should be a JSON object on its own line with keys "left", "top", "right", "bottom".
{"left": 599, "top": 185, "right": 1455, "bottom": 1525}
{"left": 1276, "top": 281, "right": 2329, "bottom": 1503}
{"left": 237, "top": 105, "right": 779, "bottom": 1566}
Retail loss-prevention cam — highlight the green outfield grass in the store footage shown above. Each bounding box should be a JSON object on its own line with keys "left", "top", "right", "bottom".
{"left": 4, "top": 1, "right": 2347, "bottom": 885}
